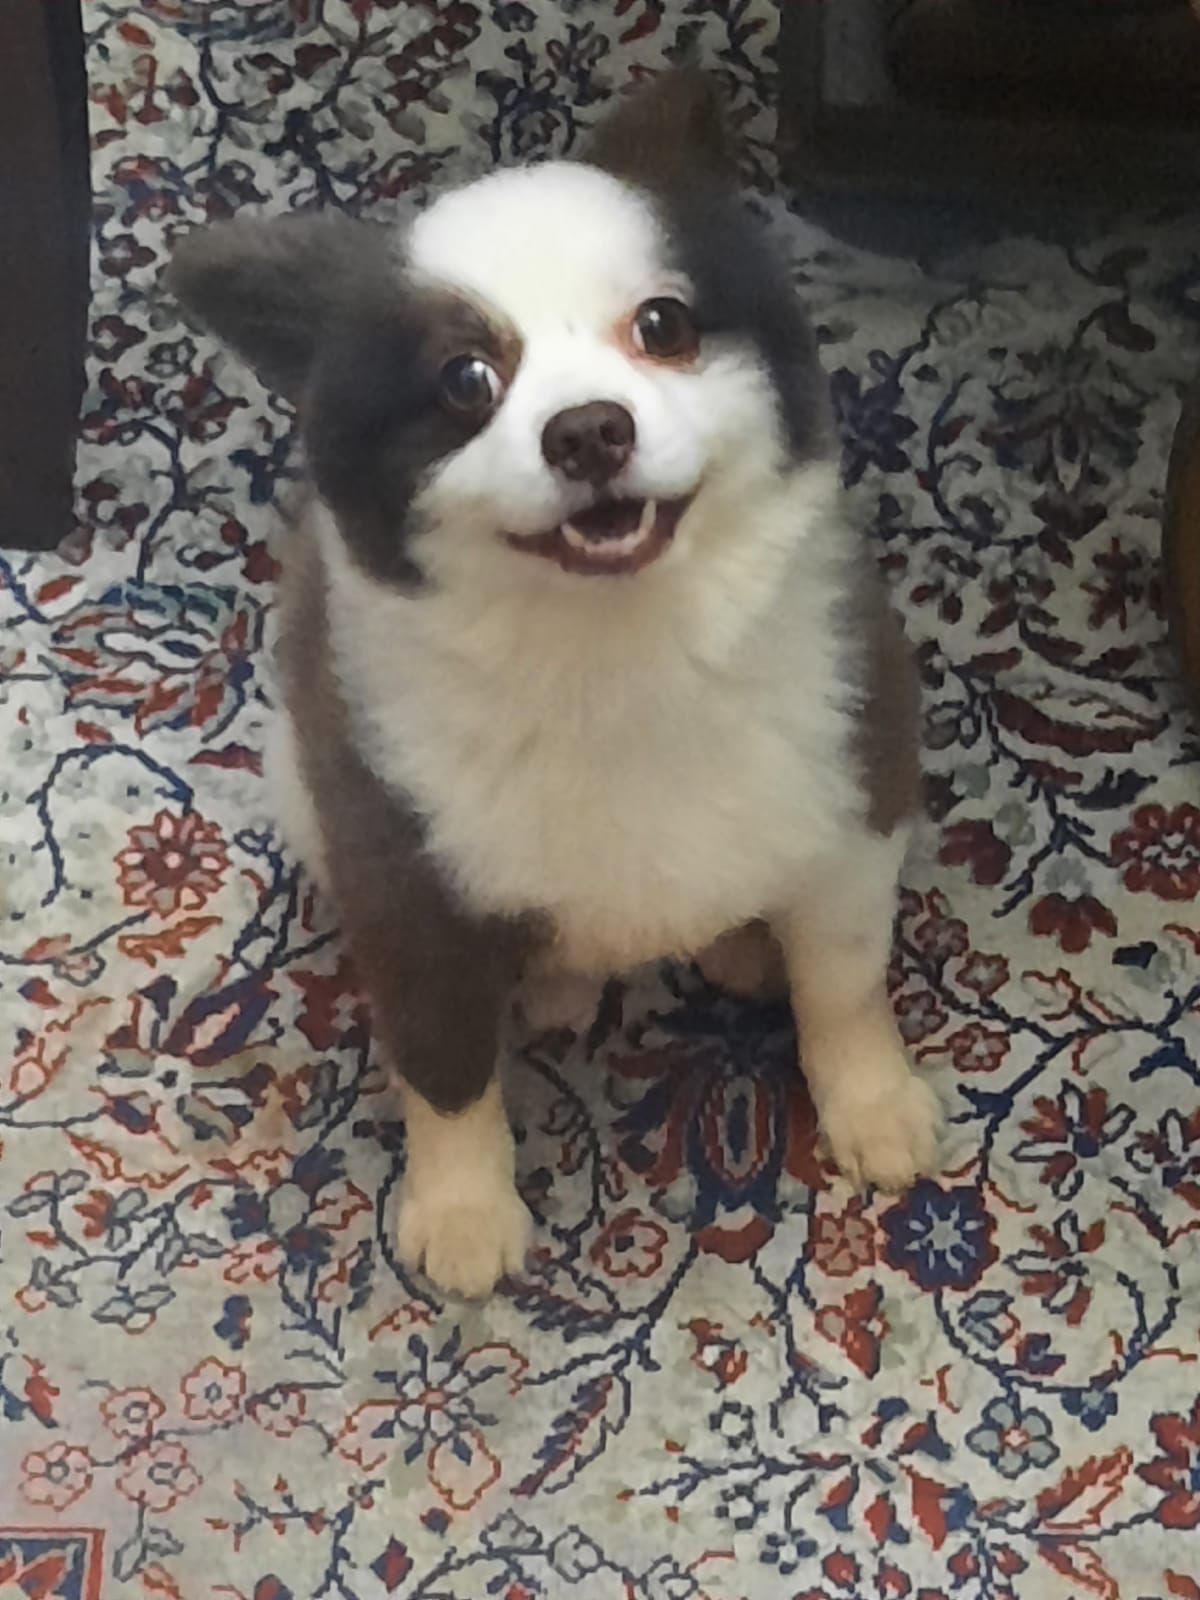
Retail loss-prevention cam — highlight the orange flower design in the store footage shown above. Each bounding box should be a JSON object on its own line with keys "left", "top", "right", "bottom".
{"left": 115, "top": 809, "right": 228, "bottom": 916}
{"left": 20, "top": 1441, "right": 94, "bottom": 1510}
{"left": 117, "top": 1439, "right": 201, "bottom": 1511}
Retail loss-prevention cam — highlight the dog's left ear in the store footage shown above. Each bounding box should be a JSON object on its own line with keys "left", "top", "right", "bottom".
{"left": 583, "top": 65, "right": 736, "bottom": 190}
{"left": 167, "top": 213, "right": 398, "bottom": 401}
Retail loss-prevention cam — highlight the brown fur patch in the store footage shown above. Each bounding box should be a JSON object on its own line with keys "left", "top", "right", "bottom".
{"left": 695, "top": 920, "right": 789, "bottom": 1000}
{"left": 848, "top": 557, "right": 923, "bottom": 836}
{"left": 302, "top": 286, "right": 522, "bottom": 588}
{"left": 585, "top": 65, "right": 737, "bottom": 189}
{"left": 275, "top": 518, "right": 542, "bottom": 1113}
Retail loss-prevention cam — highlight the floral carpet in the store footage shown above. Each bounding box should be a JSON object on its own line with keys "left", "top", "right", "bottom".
{"left": 4, "top": 4, "right": 1200, "bottom": 1598}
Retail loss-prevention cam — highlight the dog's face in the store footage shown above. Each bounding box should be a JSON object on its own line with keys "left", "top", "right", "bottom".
{"left": 169, "top": 84, "right": 829, "bottom": 593}
{"left": 406, "top": 162, "right": 742, "bottom": 585}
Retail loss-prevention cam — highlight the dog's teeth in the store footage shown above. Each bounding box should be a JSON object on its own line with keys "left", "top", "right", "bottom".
{"left": 560, "top": 501, "right": 657, "bottom": 562}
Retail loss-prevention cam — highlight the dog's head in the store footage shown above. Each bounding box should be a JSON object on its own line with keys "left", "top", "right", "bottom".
{"left": 169, "top": 71, "right": 830, "bottom": 592}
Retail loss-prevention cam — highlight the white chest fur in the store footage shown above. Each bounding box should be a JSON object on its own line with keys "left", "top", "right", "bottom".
{"left": 314, "top": 476, "right": 866, "bottom": 974}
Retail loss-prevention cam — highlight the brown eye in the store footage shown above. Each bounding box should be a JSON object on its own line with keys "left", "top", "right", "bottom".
{"left": 633, "top": 297, "right": 699, "bottom": 361}
{"left": 439, "top": 354, "right": 501, "bottom": 417}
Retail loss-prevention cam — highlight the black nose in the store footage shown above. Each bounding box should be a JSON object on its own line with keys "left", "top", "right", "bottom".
{"left": 541, "top": 401, "right": 635, "bottom": 485}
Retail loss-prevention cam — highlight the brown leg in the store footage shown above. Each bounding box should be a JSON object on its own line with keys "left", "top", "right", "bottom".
{"left": 330, "top": 819, "right": 536, "bottom": 1299}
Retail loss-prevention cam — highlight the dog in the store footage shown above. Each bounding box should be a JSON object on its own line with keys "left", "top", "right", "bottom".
{"left": 168, "top": 69, "right": 939, "bottom": 1299}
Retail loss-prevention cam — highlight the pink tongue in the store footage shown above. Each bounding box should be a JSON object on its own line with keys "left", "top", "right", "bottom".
{"left": 569, "top": 499, "right": 644, "bottom": 542}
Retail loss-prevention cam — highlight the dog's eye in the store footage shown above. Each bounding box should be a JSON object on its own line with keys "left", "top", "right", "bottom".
{"left": 438, "top": 354, "right": 501, "bottom": 418}
{"left": 633, "top": 297, "right": 699, "bottom": 361}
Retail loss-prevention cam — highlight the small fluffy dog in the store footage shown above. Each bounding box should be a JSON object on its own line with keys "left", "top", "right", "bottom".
{"left": 170, "top": 71, "right": 938, "bottom": 1298}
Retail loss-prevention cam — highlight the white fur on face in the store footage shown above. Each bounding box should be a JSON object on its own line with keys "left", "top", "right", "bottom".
{"left": 404, "top": 162, "right": 787, "bottom": 579}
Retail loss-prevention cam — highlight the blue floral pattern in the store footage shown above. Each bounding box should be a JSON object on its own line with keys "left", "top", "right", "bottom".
{"left": 2, "top": 3, "right": 1200, "bottom": 1597}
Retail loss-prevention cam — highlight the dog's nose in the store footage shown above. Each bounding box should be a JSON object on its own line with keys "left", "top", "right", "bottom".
{"left": 541, "top": 401, "right": 635, "bottom": 484}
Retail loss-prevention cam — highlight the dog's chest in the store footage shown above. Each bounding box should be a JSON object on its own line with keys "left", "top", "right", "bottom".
{"left": 358, "top": 637, "right": 858, "bottom": 971}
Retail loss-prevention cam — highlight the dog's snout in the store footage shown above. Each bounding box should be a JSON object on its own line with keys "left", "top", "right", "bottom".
{"left": 541, "top": 401, "right": 635, "bottom": 485}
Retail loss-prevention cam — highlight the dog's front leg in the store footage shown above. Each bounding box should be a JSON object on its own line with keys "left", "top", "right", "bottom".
{"left": 340, "top": 881, "right": 536, "bottom": 1299}
{"left": 349, "top": 902, "right": 535, "bottom": 1298}
{"left": 310, "top": 768, "right": 537, "bottom": 1298}
{"left": 778, "top": 828, "right": 939, "bottom": 1191}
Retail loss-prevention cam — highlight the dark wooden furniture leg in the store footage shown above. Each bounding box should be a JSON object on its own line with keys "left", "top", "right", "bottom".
{"left": 1165, "top": 381, "right": 1200, "bottom": 717}
{"left": 0, "top": 0, "right": 90, "bottom": 552}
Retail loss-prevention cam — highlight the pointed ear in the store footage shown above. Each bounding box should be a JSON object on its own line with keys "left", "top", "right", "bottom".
{"left": 166, "top": 214, "right": 398, "bottom": 400}
{"left": 584, "top": 66, "right": 736, "bottom": 190}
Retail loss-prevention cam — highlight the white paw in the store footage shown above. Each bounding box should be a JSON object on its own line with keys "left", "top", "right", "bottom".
{"left": 396, "top": 1180, "right": 532, "bottom": 1299}
{"left": 819, "top": 1073, "right": 940, "bottom": 1193}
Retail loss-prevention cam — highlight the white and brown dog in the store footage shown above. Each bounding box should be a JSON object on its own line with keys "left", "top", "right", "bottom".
{"left": 169, "top": 71, "right": 938, "bottom": 1299}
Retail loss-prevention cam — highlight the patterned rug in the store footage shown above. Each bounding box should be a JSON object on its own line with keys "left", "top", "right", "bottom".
{"left": 4, "top": 4, "right": 1200, "bottom": 1597}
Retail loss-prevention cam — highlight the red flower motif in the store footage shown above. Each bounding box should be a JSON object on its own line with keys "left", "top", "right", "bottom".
{"left": 181, "top": 1356, "right": 246, "bottom": 1422}
{"left": 895, "top": 987, "right": 947, "bottom": 1046}
{"left": 92, "top": 312, "right": 145, "bottom": 361}
{"left": 289, "top": 958, "right": 366, "bottom": 1051}
{"left": 1131, "top": 1109, "right": 1200, "bottom": 1210}
{"left": 956, "top": 950, "right": 1010, "bottom": 999}
{"left": 590, "top": 1209, "right": 669, "bottom": 1279}
{"left": 1015, "top": 1083, "right": 1133, "bottom": 1201}
{"left": 100, "top": 1385, "right": 165, "bottom": 1439}
{"left": 686, "top": 1318, "right": 749, "bottom": 1388}
{"left": 20, "top": 1441, "right": 94, "bottom": 1510}
{"left": 912, "top": 911, "right": 969, "bottom": 962}
{"left": 938, "top": 819, "right": 1012, "bottom": 887}
{"left": 815, "top": 1285, "right": 888, "bottom": 1377}
{"left": 1112, "top": 804, "right": 1200, "bottom": 902}
{"left": 810, "top": 1200, "right": 876, "bottom": 1277}
{"left": 823, "top": 1552, "right": 861, "bottom": 1590}
{"left": 99, "top": 231, "right": 157, "bottom": 278}
{"left": 1028, "top": 892, "right": 1117, "bottom": 954}
{"left": 166, "top": 370, "right": 248, "bottom": 443}
{"left": 117, "top": 1439, "right": 201, "bottom": 1511}
{"left": 946, "top": 1023, "right": 1009, "bottom": 1074}
{"left": 116, "top": 809, "right": 229, "bottom": 915}
{"left": 249, "top": 1385, "right": 308, "bottom": 1438}
{"left": 1139, "top": 1397, "right": 1200, "bottom": 1529}
{"left": 1084, "top": 535, "right": 1151, "bottom": 629}
{"left": 75, "top": 1189, "right": 116, "bottom": 1239}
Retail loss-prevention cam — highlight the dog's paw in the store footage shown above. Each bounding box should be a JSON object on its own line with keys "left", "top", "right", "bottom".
{"left": 819, "top": 1072, "right": 940, "bottom": 1193}
{"left": 396, "top": 1179, "right": 532, "bottom": 1299}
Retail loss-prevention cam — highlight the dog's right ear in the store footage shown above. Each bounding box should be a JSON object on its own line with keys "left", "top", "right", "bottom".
{"left": 167, "top": 213, "right": 397, "bottom": 401}
{"left": 585, "top": 65, "right": 736, "bottom": 191}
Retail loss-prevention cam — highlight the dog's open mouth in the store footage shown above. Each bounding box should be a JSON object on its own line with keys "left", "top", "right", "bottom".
{"left": 506, "top": 496, "right": 690, "bottom": 577}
